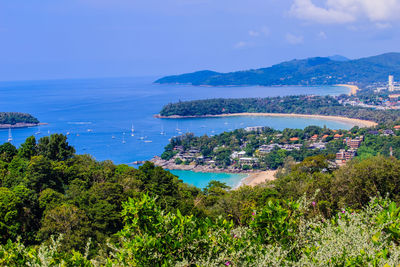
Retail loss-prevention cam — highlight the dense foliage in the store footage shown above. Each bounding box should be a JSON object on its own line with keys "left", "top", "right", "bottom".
{"left": 156, "top": 52, "right": 400, "bottom": 86}
{"left": 159, "top": 95, "right": 400, "bottom": 124}
{"left": 3, "top": 134, "right": 400, "bottom": 265}
{"left": 0, "top": 112, "right": 39, "bottom": 125}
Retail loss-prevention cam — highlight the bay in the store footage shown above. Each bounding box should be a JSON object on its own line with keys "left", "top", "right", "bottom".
{"left": 0, "top": 76, "right": 351, "bottom": 187}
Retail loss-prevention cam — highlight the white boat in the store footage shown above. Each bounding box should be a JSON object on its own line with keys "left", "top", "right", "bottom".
{"left": 144, "top": 140, "right": 153, "bottom": 143}
{"left": 176, "top": 123, "right": 181, "bottom": 132}
{"left": 122, "top": 132, "right": 126, "bottom": 144}
{"left": 7, "top": 128, "right": 12, "bottom": 142}
{"left": 112, "top": 135, "right": 116, "bottom": 139}
{"left": 87, "top": 129, "right": 93, "bottom": 132}
{"left": 35, "top": 126, "right": 41, "bottom": 135}
{"left": 160, "top": 125, "right": 165, "bottom": 135}
{"left": 66, "top": 131, "right": 70, "bottom": 135}
{"left": 131, "top": 124, "right": 135, "bottom": 137}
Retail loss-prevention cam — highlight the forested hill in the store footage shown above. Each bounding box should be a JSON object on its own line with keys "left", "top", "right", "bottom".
{"left": 159, "top": 95, "right": 400, "bottom": 124}
{"left": 0, "top": 112, "right": 39, "bottom": 125}
{"left": 155, "top": 52, "right": 400, "bottom": 86}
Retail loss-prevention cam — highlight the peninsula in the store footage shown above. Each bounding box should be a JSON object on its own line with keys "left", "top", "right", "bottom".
{"left": 155, "top": 52, "right": 400, "bottom": 86}
{"left": 156, "top": 95, "right": 400, "bottom": 125}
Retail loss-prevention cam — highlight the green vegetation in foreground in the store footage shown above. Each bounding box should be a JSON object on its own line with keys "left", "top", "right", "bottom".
{"left": 3, "top": 134, "right": 400, "bottom": 265}
{"left": 155, "top": 52, "right": 400, "bottom": 86}
{"left": 0, "top": 112, "right": 39, "bottom": 125}
{"left": 159, "top": 95, "right": 400, "bottom": 124}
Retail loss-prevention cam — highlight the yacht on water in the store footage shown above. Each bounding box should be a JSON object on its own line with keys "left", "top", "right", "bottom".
{"left": 7, "top": 128, "right": 12, "bottom": 142}
{"left": 131, "top": 124, "right": 135, "bottom": 137}
{"left": 122, "top": 132, "right": 126, "bottom": 144}
{"left": 35, "top": 126, "right": 41, "bottom": 135}
{"left": 160, "top": 125, "right": 165, "bottom": 135}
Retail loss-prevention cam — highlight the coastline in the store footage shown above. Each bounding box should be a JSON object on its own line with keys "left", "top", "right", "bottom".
{"left": 152, "top": 156, "right": 276, "bottom": 188}
{"left": 155, "top": 113, "right": 377, "bottom": 128}
{"left": 0, "top": 122, "right": 47, "bottom": 129}
{"left": 336, "top": 84, "right": 359, "bottom": 96}
{"left": 240, "top": 170, "right": 277, "bottom": 187}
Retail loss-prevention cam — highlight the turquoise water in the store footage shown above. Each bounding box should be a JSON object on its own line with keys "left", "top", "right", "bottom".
{"left": 169, "top": 170, "right": 248, "bottom": 189}
{"left": 0, "top": 77, "right": 351, "bottom": 187}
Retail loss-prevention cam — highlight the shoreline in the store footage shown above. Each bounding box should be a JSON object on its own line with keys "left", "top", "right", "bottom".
{"left": 155, "top": 113, "right": 377, "bottom": 128}
{"left": 336, "top": 84, "right": 359, "bottom": 96}
{"left": 240, "top": 170, "right": 277, "bottom": 187}
{"left": 151, "top": 156, "right": 276, "bottom": 188}
{"left": 0, "top": 122, "right": 47, "bottom": 129}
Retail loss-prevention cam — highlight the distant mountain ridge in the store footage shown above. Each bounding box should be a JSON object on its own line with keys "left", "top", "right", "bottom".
{"left": 155, "top": 53, "right": 400, "bottom": 86}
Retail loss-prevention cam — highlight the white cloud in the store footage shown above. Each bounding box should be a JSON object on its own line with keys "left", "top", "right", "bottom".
{"left": 248, "top": 26, "right": 270, "bottom": 37}
{"left": 375, "top": 22, "right": 392, "bottom": 29}
{"left": 248, "top": 30, "right": 260, "bottom": 37}
{"left": 234, "top": 41, "right": 251, "bottom": 49}
{"left": 290, "top": 0, "right": 400, "bottom": 24}
{"left": 318, "top": 31, "right": 328, "bottom": 39}
{"left": 286, "top": 33, "right": 304, "bottom": 44}
{"left": 290, "top": 0, "right": 355, "bottom": 24}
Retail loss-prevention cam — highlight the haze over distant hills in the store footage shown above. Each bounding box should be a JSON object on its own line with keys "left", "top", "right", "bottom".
{"left": 155, "top": 53, "right": 400, "bottom": 86}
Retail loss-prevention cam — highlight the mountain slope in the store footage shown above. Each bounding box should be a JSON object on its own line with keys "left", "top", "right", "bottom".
{"left": 155, "top": 53, "right": 400, "bottom": 86}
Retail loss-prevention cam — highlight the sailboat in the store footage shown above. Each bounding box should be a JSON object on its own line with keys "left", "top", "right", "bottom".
{"left": 131, "top": 124, "right": 135, "bottom": 137}
{"left": 35, "top": 125, "right": 41, "bottom": 135}
{"left": 122, "top": 132, "right": 126, "bottom": 144}
{"left": 176, "top": 123, "right": 181, "bottom": 132}
{"left": 160, "top": 125, "right": 165, "bottom": 135}
{"left": 7, "top": 128, "right": 12, "bottom": 142}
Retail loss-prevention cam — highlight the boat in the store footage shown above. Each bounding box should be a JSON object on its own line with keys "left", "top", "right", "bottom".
{"left": 122, "top": 132, "right": 126, "bottom": 144}
{"left": 144, "top": 140, "right": 153, "bottom": 143}
{"left": 66, "top": 131, "right": 70, "bottom": 135}
{"left": 131, "top": 124, "right": 135, "bottom": 137}
{"left": 87, "top": 129, "right": 93, "bottom": 132}
{"left": 76, "top": 134, "right": 80, "bottom": 137}
{"left": 112, "top": 135, "right": 116, "bottom": 139}
{"left": 35, "top": 126, "right": 41, "bottom": 135}
{"left": 7, "top": 128, "right": 12, "bottom": 142}
{"left": 160, "top": 125, "right": 165, "bottom": 135}
{"left": 176, "top": 123, "right": 181, "bottom": 132}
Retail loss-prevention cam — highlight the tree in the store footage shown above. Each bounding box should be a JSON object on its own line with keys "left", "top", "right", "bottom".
{"left": 24, "top": 155, "right": 61, "bottom": 193}
{"left": 0, "top": 187, "right": 21, "bottom": 242}
{"left": 38, "top": 204, "right": 90, "bottom": 251}
{"left": 38, "top": 134, "right": 75, "bottom": 161}
{"left": 0, "top": 142, "right": 17, "bottom": 162}
{"left": 18, "top": 136, "right": 37, "bottom": 159}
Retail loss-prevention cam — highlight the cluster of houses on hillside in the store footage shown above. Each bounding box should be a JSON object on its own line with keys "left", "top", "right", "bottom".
{"left": 169, "top": 125, "right": 400, "bottom": 169}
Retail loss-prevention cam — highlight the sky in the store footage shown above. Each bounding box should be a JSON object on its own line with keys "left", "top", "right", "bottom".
{"left": 1, "top": 0, "right": 400, "bottom": 81}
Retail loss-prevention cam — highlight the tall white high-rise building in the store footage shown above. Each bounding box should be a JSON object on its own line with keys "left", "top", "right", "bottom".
{"left": 389, "top": 75, "right": 395, "bottom": 91}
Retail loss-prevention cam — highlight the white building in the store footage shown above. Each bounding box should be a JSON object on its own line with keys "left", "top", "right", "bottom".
{"left": 389, "top": 75, "right": 395, "bottom": 91}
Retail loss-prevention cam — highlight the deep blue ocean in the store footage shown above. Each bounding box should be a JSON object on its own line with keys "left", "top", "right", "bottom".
{"left": 0, "top": 77, "right": 351, "bottom": 187}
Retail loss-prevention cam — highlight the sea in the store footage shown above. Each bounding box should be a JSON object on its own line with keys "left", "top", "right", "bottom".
{"left": 0, "top": 76, "right": 351, "bottom": 188}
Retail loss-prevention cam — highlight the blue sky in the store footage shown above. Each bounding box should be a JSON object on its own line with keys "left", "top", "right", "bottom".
{"left": 1, "top": 0, "right": 400, "bottom": 81}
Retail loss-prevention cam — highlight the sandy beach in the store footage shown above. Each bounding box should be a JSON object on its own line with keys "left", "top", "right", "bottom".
{"left": 241, "top": 170, "right": 277, "bottom": 187}
{"left": 157, "top": 113, "right": 377, "bottom": 128}
{"left": 336, "top": 84, "right": 359, "bottom": 96}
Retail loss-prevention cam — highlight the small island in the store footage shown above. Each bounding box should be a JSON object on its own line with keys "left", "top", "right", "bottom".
{"left": 0, "top": 112, "right": 42, "bottom": 128}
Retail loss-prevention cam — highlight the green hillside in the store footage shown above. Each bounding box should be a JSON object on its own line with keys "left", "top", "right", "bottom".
{"left": 155, "top": 52, "right": 400, "bottom": 86}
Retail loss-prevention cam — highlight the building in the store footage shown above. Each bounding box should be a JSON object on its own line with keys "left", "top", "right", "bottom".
{"left": 239, "top": 157, "right": 259, "bottom": 165}
{"left": 245, "top": 126, "right": 265, "bottom": 132}
{"left": 336, "top": 149, "right": 357, "bottom": 163}
{"left": 389, "top": 75, "right": 395, "bottom": 91}
{"left": 258, "top": 144, "right": 281, "bottom": 153}
{"left": 344, "top": 136, "right": 363, "bottom": 149}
